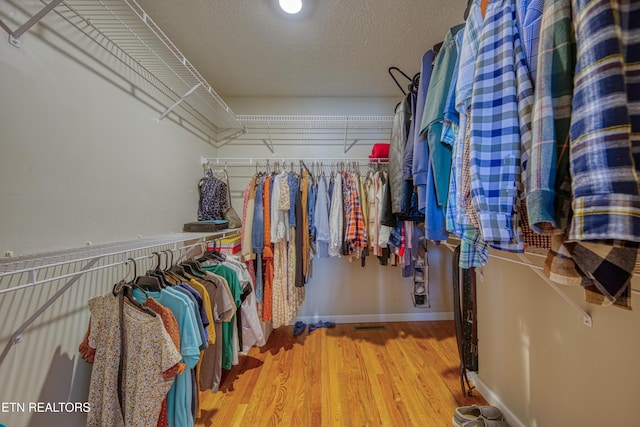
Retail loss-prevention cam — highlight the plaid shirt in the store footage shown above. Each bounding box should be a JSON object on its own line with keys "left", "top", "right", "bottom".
{"left": 525, "top": 0, "right": 575, "bottom": 234}
{"left": 447, "top": 106, "right": 490, "bottom": 268}
{"left": 455, "top": 0, "right": 483, "bottom": 118}
{"left": 344, "top": 173, "right": 368, "bottom": 252}
{"left": 568, "top": 0, "right": 640, "bottom": 243}
{"left": 517, "top": 0, "right": 544, "bottom": 83}
{"left": 469, "top": 0, "right": 533, "bottom": 243}
{"left": 447, "top": 1, "right": 489, "bottom": 268}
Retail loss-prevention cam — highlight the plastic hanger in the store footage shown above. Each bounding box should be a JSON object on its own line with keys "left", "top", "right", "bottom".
{"left": 114, "top": 259, "right": 157, "bottom": 317}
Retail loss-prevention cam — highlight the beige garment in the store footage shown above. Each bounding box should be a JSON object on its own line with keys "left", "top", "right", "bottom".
{"left": 87, "top": 294, "right": 181, "bottom": 427}
{"left": 242, "top": 176, "right": 257, "bottom": 261}
{"left": 271, "top": 239, "right": 288, "bottom": 328}
{"left": 286, "top": 226, "right": 298, "bottom": 323}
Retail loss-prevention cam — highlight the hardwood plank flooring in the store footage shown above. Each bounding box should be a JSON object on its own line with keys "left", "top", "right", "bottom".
{"left": 196, "top": 321, "right": 487, "bottom": 427}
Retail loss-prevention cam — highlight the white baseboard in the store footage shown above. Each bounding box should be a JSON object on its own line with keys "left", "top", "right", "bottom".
{"left": 467, "top": 371, "right": 526, "bottom": 427}
{"left": 294, "top": 312, "right": 454, "bottom": 324}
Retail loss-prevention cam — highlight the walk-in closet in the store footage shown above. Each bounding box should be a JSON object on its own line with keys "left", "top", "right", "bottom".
{"left": 2, "top": 0, "right": 640, "bottom": 426}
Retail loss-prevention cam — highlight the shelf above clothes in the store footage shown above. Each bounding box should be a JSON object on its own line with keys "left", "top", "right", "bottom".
{"left": 230, "top": 115, "right": 394, "bottom": 153}
{"left": 8, "top": 2, "right": 394, "bottom": 150}
{"left": 0, "top": 231, "right": 239, "bottom": 294}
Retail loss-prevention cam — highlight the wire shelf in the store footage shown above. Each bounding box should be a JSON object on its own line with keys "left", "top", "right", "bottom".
{"left": 0, "top": 231, "right": 239, "bottom": 292}
{"left": 236, "top": 115, "right": 394, "bottom": 131}
{"left": 45, "top": 0, "right": 243, "bottom": 139}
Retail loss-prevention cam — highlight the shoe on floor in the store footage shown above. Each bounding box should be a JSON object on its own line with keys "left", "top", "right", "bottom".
{"left": 452, "top": 405, "right": 508, "bottom": 427}
{"left": 308, "top": 321, "right": 336, "bottom": 332}
{"left": 293, "top": 321, "right": 307, "bottom": 336}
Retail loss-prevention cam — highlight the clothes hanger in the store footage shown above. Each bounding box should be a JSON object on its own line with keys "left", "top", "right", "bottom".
{"left": 180, "top": 254, "right": 206, "bottom": 277}
{"left": 182, "top": 247, "right": 207, "bottom": 276}
{"left": 204, "top": 240, "right": 226, "bottom": 262}
{"left": 411, "top": 73, "right": 421, "bottom": 92}
{"left": 116, "top": 258, "right": 157, "bottom": 317}
{"left": 124, "top": 256, "right": 160, "bottom": 291}
{"left": 146, "top": 252, "right": 171, "bottom": 288}
{"left": 388, "top": 66, "right": 413, "bottom": 96}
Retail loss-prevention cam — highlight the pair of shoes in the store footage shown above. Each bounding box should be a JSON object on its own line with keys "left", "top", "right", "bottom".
{"left": 452, "top": 405, "right": 509, "bottom": 426}
{"left": 415, "top": 284, "right": 426, "bottom": 294}
{"left": 293, "top": 321, "right": 307, "bottom": 336}
{"left": 308, "top": 321, "right": 336, "bottom": 332}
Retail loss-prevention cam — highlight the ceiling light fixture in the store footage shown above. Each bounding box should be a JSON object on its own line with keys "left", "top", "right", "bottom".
{"left": 279, "top": 0, "right": 302, "bottom": 14}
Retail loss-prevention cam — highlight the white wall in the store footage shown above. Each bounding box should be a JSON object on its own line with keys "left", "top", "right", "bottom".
{"left": 474, "top": 249, "right": 640, "bottom": 427}
{"left": 0, "top": 2, "right": 217, "bottom": 426}
{"left": 0, "top": 6, "right": 217, "bottom": 256}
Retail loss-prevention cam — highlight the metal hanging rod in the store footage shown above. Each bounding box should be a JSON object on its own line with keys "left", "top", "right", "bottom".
{"left": 201, "top": 156, "right": 388, "bottom": 167}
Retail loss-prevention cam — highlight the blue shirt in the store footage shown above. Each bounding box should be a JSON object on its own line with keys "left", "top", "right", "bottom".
{"left": 175, "top": 283, "right": 208, "bottom": 349}
{"left": 420, "top": 23, "right": 465, "bottom": 208}
{"left": 133, "top": 287, "right": 201, "bottom": 427}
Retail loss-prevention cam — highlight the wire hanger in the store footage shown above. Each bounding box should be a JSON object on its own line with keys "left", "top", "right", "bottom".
{"left": 388, "top": 66, "right": 414, "bottom": 96}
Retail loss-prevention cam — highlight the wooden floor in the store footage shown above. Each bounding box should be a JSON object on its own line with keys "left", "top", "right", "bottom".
{"left": 196, "top": 321, "right": 487, "bottom": 427}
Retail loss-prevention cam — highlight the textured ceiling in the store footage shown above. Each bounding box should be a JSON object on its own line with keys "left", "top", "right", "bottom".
{"left": 136, "top": 0, "right": 468, "bottom": 98}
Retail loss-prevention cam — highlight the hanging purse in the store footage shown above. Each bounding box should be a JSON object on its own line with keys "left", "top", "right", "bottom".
{"left": 222, "top": 169, "right": 243, "bottom": 229}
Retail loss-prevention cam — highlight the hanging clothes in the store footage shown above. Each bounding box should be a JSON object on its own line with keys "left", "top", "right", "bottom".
{"left": 314, "top": 174, "right": 331, "bottom": 258}
{"left": 328, "top": 173, "right": 344, "bottom": 257}
{"left": 198, "top": 171, "right": 229, "bottom": 221}
{"left": 388, "top": 93, "right": 412, "bottom": 216}
{"left": 201, "top": 264, "right": 242, "bottom": 370}
{"left": 343, "top": 172, "right": 368, "bottom": 257}
{"left": 420, "top": 23, "right": 465, "bottom": 210}
{"left": 525, "top": 0, "right": 574, "bottom": 235}
{"left": 468, "top": 0, "right": 532, "bottom": 246}
{"left": 132, "top": 287, "right": 202, "bottom": 427}
{"left": 446, "top": 0, "right": 488, "bottom": 268}
{"left": 198, "top": 271, "right": 236, "bottom": 393}
{"left": 84, "top": 294, "right": 182, "bottom": 427}
{"left": 301, "top": 171, "right": 311, "bottom": 276}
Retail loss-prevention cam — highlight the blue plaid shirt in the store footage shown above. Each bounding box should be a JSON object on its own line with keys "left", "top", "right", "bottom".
{"left": 469, "top": 0, "right": 533, "bottom": 244}
{"left": 568, "top": 0, "right": 640, "bottom": 242}
{"left": 447, "top": 0, "right": 489, "bottom": 268}
{"left": 516, "top": 0, "right": 544, "bottom": 83}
